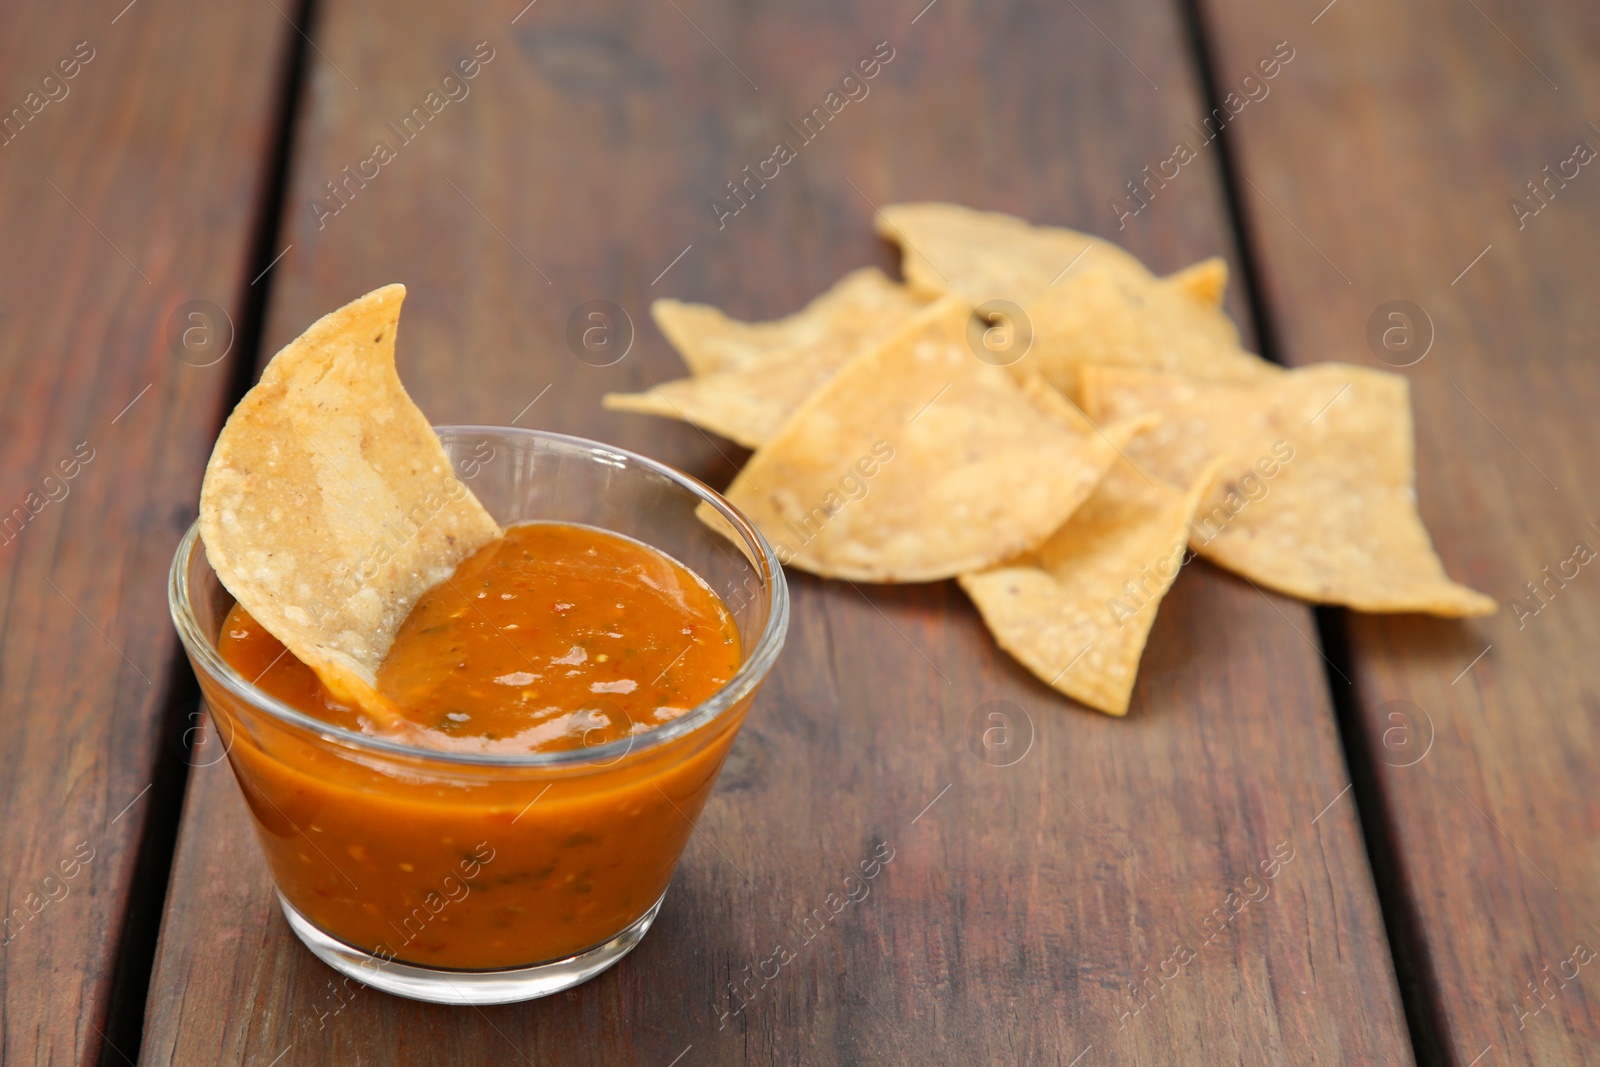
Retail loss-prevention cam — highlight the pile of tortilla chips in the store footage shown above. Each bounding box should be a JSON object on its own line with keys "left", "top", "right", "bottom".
{"left": 606, "top": 204, "right": 1494, "bottom": 716}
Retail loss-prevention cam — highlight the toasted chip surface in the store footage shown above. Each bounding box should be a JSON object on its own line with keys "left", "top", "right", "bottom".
{"left": 602, "top": 355, "right": 839, "bottom": 450}
{"left": 1022, "top": 264, "right": 1276, "bottom": 395}
{"left": 1017, "top": 373, "right": 1098, "bottom": 434}
{"left": 724, "top": 297, "right": 1150, "bottom": 582}
{"left": 872, "top": 204, "right": 1271, "bottom": 393}
{"left": 874, "top": 202, "right": 1151, "bottom": 303}
{"left": 960, "top": 456, "right": 1216, "bottom": 716}
{"left": 199, "top": 284, "right": 503, "bottom": 701}
{"left": 610, "top": 271, "right": 928, "bottom": 449}
{"left": 1081, "top": 362, "right": 1496, "bottom": 616}
{"left": 1163, "top": 256, "right": 1229, "bottom": 306}
{"left": 651, "top": 267, "right": 927, "bottom": 377}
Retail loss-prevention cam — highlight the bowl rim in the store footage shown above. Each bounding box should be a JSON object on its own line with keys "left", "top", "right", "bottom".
{"left": 169, "top": 425, "right": 789, "bottom": 769}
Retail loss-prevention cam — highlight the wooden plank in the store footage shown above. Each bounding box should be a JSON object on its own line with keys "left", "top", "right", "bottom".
{"left": 141, "top": 0, "right": 1414, "bottom": 1062}
{"left": 0, "top": 2, "right": 296, "bottom": 1064}
{"left": 1191, "top": 1, "right": 1600, "bottom": 1063}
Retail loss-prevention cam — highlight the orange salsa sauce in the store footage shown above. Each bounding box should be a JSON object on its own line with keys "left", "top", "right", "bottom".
{"left": 222, "top": 522, "right": 740, "bottom": 751}
{"left": 214, "top": 522, "right": 747, "bottom": 969}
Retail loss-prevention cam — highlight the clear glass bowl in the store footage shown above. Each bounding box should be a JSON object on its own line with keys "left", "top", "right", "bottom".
{"left": 169, "top": 427, "right": 788, "bottom": 1005}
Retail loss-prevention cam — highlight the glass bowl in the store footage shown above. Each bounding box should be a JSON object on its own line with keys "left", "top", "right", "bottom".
{"left": 169, "top": 426, "right": 788, "bottom": 1005}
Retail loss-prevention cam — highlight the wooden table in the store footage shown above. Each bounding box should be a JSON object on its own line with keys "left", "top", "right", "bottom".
{"left": 2, "top": 0, "right": 1595, "bottom": 1063}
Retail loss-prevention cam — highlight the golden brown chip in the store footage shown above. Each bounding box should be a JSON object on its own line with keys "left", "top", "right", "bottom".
{"left": 960, "top": 456, "right": 1218, "bottom": 717}
{"left": 1080, "top": 362, "right": 1496, "bottom": 616}
{"left": 874, "top": 202, "right": 1151, "bottom": 303}
{"left": 1022, "top": 264, "right": 1276, "bottom": 395}
{"left": 1017, "top": 373, "right": 1097, "bottom": 434}
{"left": 602, "top": 346, "right": 844, "bottom": 450}
{"left": 650, "top": 267, "right": 927, "bottom": 377}
{"left": 1164, "top": 256, "right": 1229, "bottom": 306}
{"left": 873, "top": 204, "right": 1271, "bottom": 393}
{"left": 604, "top": 367, "right": 799, "bottom": 450}
{"left": 199, "top": 284, "right": 502, "bottom": 712}
{"left": 724, "top": 297, "right": 1152, "bottom": 582}
{"left": 608, "top": 270, "right": 926, "bottom": 448}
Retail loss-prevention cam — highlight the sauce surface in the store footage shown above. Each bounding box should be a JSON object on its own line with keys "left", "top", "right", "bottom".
{"left": 219, "top": 522, "right": 741, "bottom": 752}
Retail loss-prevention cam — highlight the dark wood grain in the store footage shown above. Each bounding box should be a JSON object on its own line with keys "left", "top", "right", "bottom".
{"left": 1192, "top": 1, "right": 1600, "bottom": 1063}
{"left": 0, "top": 2, "right": 294, "bottom": 1065}
{"left": 141, "top": 0, "right": 1413, "bottom": 1062}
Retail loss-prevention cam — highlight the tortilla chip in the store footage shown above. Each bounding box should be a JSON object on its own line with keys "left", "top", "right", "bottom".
{"left": 960, "top": 457, "right": 1218, "bottom": 716}
{"left": 1017, "top": 373, "right": 1098, "bottom": 434}
{"left": 1022, "top": 264, "right": 1276, "bottom": 395}
{"left": 873, "top": 205, "right": 1271, "bottom": 393}
{"left": 606, "top": 271, "right": 921, "bottom": 448}
{"left": 603, "top": 340, "right": 849, "bottom": 450}
{"left": 650, "top": 267, "right": 927, "bottom": 377}
{"left": 874, "top": 202, "right": 1151, "bottom": 303}
{"left": 724, "top": 297, "right": 1152, "bottom": 582}
{"left": 1080, "top": 362, "right": 1496, "bottom": 616}
{"left": 1164, "top": 256, "right": 1228, "bottom": 306}
{"left": 604, "top": 367, "right": 801, "bottom": 450}
{"left": 199, "top": 284, "right": 503, "bottom": 711}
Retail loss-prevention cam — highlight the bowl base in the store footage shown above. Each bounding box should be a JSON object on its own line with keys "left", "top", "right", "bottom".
{"left": 277, "top": 890, "right": 666, "bottom": 1005}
